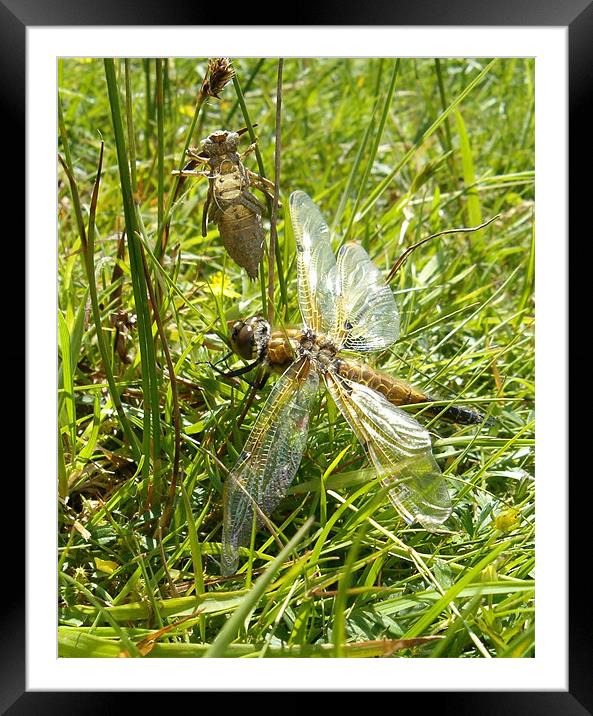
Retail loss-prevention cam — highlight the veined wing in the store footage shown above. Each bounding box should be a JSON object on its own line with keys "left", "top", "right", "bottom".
{"left": 325, "top": 370, "right": 451, "bottom": 529}
{"left": 222, "top": 359, "right": 319, "bottom": 575}
{"left": 331, "top": 242, "right": 399, "bottom": 353}
{"left": 289, "top": 191, "right": 337, "bottom": 334}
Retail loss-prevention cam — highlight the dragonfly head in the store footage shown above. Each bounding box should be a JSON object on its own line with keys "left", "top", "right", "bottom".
{"left": 228, "top": 316, "right": 271, "bottom": 361}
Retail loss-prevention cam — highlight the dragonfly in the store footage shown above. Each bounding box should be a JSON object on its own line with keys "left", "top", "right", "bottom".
{"left": 220, "top": 191, "right": 487, "bottom": 575}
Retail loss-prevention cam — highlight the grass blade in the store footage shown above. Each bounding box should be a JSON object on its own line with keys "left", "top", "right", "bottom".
{"left": 104, "top": 58, "right": 162, "bottom": 501}
{"left": 454, "top": 108, "right": 483, "bottom": 227}
{"left": 204, "top": 517, "right": 313, "bottom": 658}
{"left": 333, "top": 523, "right": 368, "bottom": 656}
{"left": 232, "top": 72, "right": 288, "bottom": 309}
{"left": 58, "top": 311, "right": 76, "bottom": 455}
{"left": 267, "top": 58, "right": 284, "bottom": 324}
{"left": 156, "top": 58, "right": 165, "bottom": 243}
{"left": 57, "top": 126, "right": 141, "bottom": 459}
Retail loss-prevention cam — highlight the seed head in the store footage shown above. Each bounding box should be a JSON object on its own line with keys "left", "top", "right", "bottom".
{"left": 200, "top": 58, "right": 235, "bottom": 100}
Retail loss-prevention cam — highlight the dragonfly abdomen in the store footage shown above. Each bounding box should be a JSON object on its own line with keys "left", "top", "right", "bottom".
{"left": 335, "top": 358, "right": 487, "bottom": 426}
{"left": 423, "top": 403, "right": 489, "bottom": 426}
{"left": 336, "top": 359, "right": 427, "bottom": 405}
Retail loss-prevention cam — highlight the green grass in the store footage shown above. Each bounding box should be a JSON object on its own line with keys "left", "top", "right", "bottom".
{"left": 57, "top": 57, "right": 534, "bottom": 658}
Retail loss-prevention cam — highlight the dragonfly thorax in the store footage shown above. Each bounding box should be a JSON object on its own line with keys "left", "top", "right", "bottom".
{"left": 295, "top": 329, "right": 338, "bottom": 372}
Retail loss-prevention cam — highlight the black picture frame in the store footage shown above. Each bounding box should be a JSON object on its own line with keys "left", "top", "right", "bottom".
{"left": 10, "top": 0, "right": 589, "bottom": 712}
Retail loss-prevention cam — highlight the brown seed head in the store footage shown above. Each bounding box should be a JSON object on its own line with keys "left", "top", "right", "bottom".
{"left": 200, "top": 58, "right": 235, "bottom": 100}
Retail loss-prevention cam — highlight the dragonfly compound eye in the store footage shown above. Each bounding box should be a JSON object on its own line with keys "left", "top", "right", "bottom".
{"left": 229, "top": 317, "right": 270, "bottom": 361}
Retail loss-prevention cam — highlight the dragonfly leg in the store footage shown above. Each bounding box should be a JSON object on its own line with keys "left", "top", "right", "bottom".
{"left": 210, "top": 357, "right": 263, "bottom": 378}
{"left": 186, "top": 148, "right": 210, "bottom": 162}
{"left": 202, "top": 190, "right": 212, "bottom": 237}
{"left": 172, "top": 168, "right": 210, "bottom": 178}
{"left": 240, "top": 191, "right": 266, "bottom": 216}
{"left": 240, "top": 140, "right": 258, "bottom": 160}
{"left": 247, "top": 169, "right": 274, "bottom": 191}
{"left": 246, "top": 170, "right": 281, "bottom": 205}
{"left": 254, "top": 370, "right": 270, "bottom": 390}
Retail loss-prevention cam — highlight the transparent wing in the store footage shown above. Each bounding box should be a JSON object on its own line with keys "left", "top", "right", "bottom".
{"left": 331, "top": 242, "right": 399, "bottom": 352}
{"left": 289, "top": 191, "right": 337, "bottom": 334}
{"left": 222, "top": 359, "right": 319, "bottom": 575}
{"left": 325, "top": 371, "right": 451, "bottom": 529}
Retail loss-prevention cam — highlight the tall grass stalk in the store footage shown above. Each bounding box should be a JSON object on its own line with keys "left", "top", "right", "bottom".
{"left": 124, "top": 60, "right": 139, "bottom": 194}
{"left": 57, "top": 126, "right": 141, "bottom": 461}
{"left": 156, "top": 59, "right": 165, "bottom": 241}
{"left": 232, "top": 72, "right": 288, "bottom": 310}
{"left": 267, "top": 59, "right": 284, "bottom": 325}
{"left": 104, "top": 58, "right": 162, "bottom": 503}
